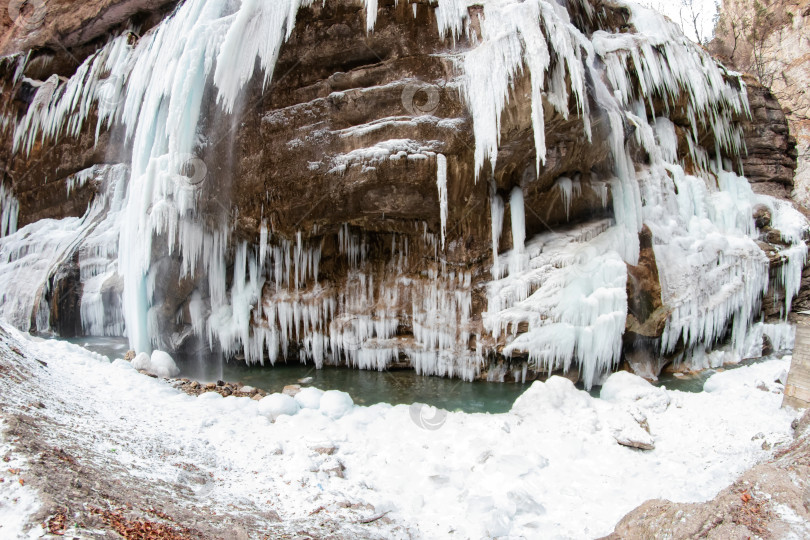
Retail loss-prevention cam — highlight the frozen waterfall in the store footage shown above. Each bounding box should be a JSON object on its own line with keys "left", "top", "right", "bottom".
{"left": 0, "top": 0, "right": 807, "bottom": 387}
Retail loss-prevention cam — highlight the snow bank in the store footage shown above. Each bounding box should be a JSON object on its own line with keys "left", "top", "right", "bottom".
{"left": 703, "top": 357, "right": 791, "bottom": 395}
{"left": 1, "top": 326, "right": 801, "bottom": 539}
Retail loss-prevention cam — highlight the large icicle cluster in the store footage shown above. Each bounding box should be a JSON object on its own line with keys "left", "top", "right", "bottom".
{"left": 199, "top": 226, "right": 479, "bottom": 379}
{"left": 444, "top": 0, "right": 806, "bottom": 383}
{"left": 0, "top": 165, "right": 126, "bottom": 334}
{"left": 0, "top": 0, "right": 807, "bottom": 385}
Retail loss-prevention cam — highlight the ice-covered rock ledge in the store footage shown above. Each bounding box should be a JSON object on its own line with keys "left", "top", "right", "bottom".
{"left": 0, "top": 320, "right": 805, "bottom": 539}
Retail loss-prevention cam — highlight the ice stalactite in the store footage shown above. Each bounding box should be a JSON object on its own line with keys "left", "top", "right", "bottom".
{"left": 483, "top": 218, "right": 624, "bottom": 388}
{"left": 434, "top": 0, "right": 468, "bottom": 42}
{"left": 0, "top": 183, "right": 18, "bottom": 238}
{"left": 555, "top": 176, "right": 582, "bottom": 220}
{"left": 194, "top": 230, "right": 481, "bottom": 379}
{"left": 490, "top": 189, "right": 505, "bottom": 279}
{"left": 0, "top": 218, "right": 88, "bottom": 331}
{"left": 12, "top": 31, "right": 133, "bottom": 156}
{"left": 470, "top": 1, "right": 806, "bottom": 383}
{"left": 437, "top": 153, "right": 448, "bottom": 250}
{"left": 458, "top": 0, "right": 593, "bottom": 180}
{"left": 508, "top": 187, "right": 528, "bottom": 276}
{"left": 777, "top": 243, "right": 807, "bottom": 315}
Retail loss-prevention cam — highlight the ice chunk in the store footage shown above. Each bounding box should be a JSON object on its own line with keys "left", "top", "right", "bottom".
{"left": 609, "top": 409, "right": 655, "bottom": 450}
{"left": 111, "top": 358, "right": 136, "bottom": 370}
{"left": 511, "top": 377, "right": 592, "bottom": 416}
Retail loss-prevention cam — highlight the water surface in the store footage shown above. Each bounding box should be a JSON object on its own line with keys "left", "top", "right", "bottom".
{"left": 55, "top": 336, "right": 782, "bottom": 413}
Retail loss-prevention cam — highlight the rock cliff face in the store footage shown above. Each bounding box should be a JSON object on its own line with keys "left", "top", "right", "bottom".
{"left": 711, "top": 0, "right": 809, "bottom": 205}
{"left": 0, "top": 0, "right": 806, "bottom": 384}
{"left": 711, "top": 0, "right": 810, "bottom": 318}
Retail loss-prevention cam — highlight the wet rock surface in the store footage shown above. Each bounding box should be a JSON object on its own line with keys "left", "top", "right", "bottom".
{"left": 171, "top": 377, "right": 268, "bottom": 399}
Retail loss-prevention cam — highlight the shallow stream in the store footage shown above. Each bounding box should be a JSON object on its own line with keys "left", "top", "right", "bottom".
{"left": 55, "top": 336, "right": 783, "bottom": 413}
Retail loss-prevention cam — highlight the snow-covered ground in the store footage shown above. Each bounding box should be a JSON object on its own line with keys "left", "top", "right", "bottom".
{"left": 0, "top": 321, "right": 803, "bottom": 539}
{"left": 0, "top": 420, "right": 42, "bottom": 540}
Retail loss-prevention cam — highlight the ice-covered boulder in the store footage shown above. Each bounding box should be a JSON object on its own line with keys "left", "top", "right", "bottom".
{"left": 600, "top": 371, "right": 670, "bottom": 413}
{"left": 510, "top": 377, "right": 592, "bottom": 417}
{"left": 609, "top": 407, "right": 655, "bottom": 451}
{"left": 150, "top": 351, "right": 180, "bottom": 378}
{"left": 129, "top": 350, "right": 179, "bottom": 378}
{"left": 258, "top": 393, "right": 300, "bottom": 421}
{"left": 295, "top": 387, "right": 324, "bottom": 410}
{"left": 130, "top": 352, "right": 150, "bottom": 371}
{"left": 319, "top": 390, "right": 353, "bottom": 419}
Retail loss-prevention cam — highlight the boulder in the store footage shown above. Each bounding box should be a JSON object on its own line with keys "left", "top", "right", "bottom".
{"left": 149, "top": 351, "right": 180, "bottom": 378}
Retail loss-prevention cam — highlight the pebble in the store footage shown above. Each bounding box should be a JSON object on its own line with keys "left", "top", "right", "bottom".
{"left": 282, "top": 384, "right": 301, "bottom": 397}
{"left": 310, "top": 443, "right": 337, "bottom": 455}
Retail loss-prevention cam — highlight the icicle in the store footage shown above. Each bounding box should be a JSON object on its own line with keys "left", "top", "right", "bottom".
{"left": 490, "top": 189, "right": 505, "bottom": 278}
{"left": 436, "top": 153, "right": 448, "bottom": 250}
{"left": 0, "top": 183, "right": 19, "bottom": 238}
{"left": 555, "top": 177, "right": 573, "bottom": 219}
{"left": 365, "top": 0, "right": 378, "bottom": 33}
{"left": 508, "top": 187, "right": 527, "bottom": 276}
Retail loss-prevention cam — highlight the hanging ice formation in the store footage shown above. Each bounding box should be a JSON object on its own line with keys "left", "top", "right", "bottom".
{"left": 0, "top": 182, "right": 18, "bottom": 238}
{"left": 0, "top": 165, "right": 127, "bottom": 335}
{"left": 0, "top": 0, "right": 807, "bottom": 387}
